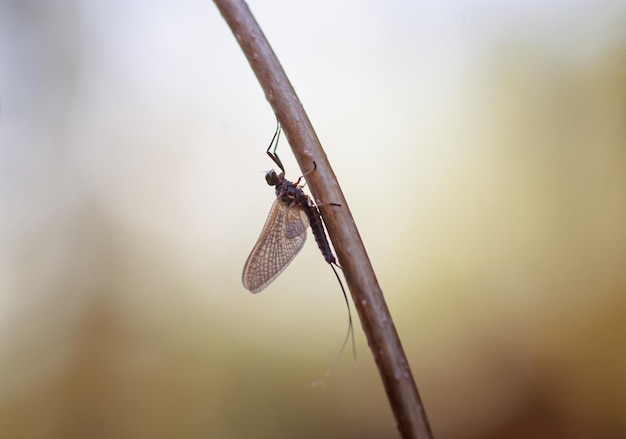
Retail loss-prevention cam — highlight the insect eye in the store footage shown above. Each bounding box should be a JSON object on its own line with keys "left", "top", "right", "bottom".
{"left": 265, "top": 170, "right": 279, "bottom": 185}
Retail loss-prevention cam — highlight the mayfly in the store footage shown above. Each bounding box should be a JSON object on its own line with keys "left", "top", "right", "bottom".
{"left": 242, "top": 124, "right": 354, "bottom": 355}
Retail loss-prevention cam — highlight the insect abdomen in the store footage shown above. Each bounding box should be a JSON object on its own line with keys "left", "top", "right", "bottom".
{"left": 306, "top": 205, "right": 336, "bottom": 264}
{"left": 280, "top": 179, "right": 337, "bottom": 265}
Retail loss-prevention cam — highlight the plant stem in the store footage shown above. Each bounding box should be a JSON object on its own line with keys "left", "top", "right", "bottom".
{"left": 213, "top": 1, "right": 434, "bottom": 438}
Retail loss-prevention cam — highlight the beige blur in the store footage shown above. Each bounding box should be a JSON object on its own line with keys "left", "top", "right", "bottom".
{"left": 1, "top": 2, "right": 626, "bottom": 438}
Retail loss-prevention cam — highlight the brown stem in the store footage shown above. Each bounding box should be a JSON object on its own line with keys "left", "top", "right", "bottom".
{"left": 213, "top": 1, "right": 434, "bottom": 438}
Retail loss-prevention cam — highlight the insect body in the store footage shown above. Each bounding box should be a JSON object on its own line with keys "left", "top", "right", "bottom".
{"left": 242, "top": 128, "right": 337, "bottom": 293}
{"left": 269, "top": 167, "right": 337, "bottom": 264}
{"left": 241, "top": 123, "right": 354, "bottom": 358}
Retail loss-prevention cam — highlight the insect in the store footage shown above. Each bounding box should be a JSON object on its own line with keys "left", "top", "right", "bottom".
{"left": 242, "top": 123, "right": 354, "bottom": 355}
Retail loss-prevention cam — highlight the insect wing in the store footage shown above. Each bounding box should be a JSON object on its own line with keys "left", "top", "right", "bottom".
{"left": 242, "top": 198, "right": 309, "bottom": 293}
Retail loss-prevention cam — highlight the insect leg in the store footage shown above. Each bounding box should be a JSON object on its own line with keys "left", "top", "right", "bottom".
{"left": 266, "top": 121, "right": 285, "bottom": 173}
{"left": 294, "top": 161, "right": 317, "bottom": 187}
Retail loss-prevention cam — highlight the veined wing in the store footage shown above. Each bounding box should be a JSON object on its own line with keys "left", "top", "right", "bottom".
{"left": 242, "top": 198, "right": 309, "bottom": 293}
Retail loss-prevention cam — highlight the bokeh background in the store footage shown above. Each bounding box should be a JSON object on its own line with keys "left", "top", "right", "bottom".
{"left": 2, "top": 1, "right": 626, "bottom": 438}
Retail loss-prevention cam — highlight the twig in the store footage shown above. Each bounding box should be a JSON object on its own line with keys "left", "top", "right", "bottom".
{"left": 213, "top": 1, "right": 434, "bottom": 438}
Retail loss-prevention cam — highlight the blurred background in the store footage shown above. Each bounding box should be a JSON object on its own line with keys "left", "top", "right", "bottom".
{"left": 2, "top": 1, "right": 626, "bottom": 438}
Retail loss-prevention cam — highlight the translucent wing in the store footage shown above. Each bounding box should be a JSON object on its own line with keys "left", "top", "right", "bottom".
{"left": 242, "top": 198, "right": 309, "bottom": 293}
